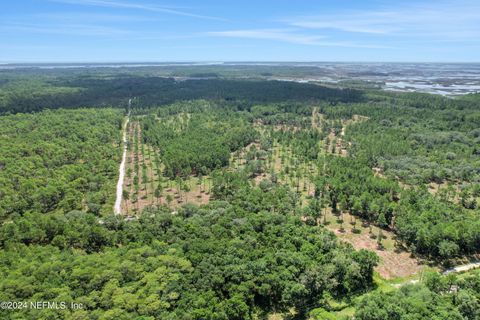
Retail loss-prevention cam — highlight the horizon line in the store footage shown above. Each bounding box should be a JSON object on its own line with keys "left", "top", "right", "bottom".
{"left": 2, "top": 60, "right": 480, "bottom": 65}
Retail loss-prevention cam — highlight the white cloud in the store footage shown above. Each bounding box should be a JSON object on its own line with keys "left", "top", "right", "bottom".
{"left": 286, "top": 0, "right": 480, "bottom": 40}
{"left": 32, "top": 12, "right": 153, "bottom": 22}
{"left": 289, "top": 12, "right": 398, "bottom": 35}
{"left": 206, "top": 29, "right": 325, "bottom": 45}
{"left": 205, "top": 29, "right": 392, "bottom": 48}
{"left": 50, "top": 0, "right": 226, "bottom": 21}
{"left": 1, "top": 23, "right": 132, "bottom": 36}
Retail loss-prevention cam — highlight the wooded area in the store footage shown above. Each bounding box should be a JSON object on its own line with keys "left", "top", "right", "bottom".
{"left": 0, "top": 70, "right": 478, "bottom": 319}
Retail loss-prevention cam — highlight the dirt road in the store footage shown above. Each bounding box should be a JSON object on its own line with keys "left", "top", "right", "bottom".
{"left": 114, "top": 100, "right": 131, "bottom": 215}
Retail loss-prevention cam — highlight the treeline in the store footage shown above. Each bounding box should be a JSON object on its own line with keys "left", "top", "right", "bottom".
{"left": 367, "top": 90, "right": 480, "bottom": 110}
{"left": 0, "top": 109, "right": 123, "bottom": 220}
{"left": 395, "top": 189, "right": 480, "bottom": 258}
{"left": 0, "top": 177, "right": 378, "bottom": 319}
{"left": 0, "top": 74, "right": 363, "bottom": 114}
{"left": 141, "top": 106, "right": 257, "bottom": 177}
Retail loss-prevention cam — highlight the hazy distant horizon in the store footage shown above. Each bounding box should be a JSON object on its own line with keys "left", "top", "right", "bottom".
{"left": 2, "top": 61, "right": 480, "bottom": 66}
{"left": 2, "top": 60, "right": 478, "bottom": 96}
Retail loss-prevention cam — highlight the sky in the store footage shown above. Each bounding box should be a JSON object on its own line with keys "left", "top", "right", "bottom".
{"left": 1, "top": 0, "right": 479, "bottom": 62}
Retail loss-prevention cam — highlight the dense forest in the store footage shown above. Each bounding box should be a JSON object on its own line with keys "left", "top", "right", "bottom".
{"left": 0, "top": 178, "right": 378, "bottom": 319}
{"left": 0, "top": 69, "right": 479, "bottom": 319}
{"left": 0, "top": 72, "right": 362, "bottom": 114}
{"left": 0, "top": 109, "right": 123, "bottom": 220}
{"left": 141, "top": 103, "right": 257, "bottom": 177}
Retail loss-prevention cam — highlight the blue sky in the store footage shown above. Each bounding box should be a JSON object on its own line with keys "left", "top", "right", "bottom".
{"left": 1, "top": 0, "right": 479, "bottom": 62}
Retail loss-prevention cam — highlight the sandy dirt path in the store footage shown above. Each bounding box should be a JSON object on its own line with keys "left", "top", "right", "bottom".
{"left": 443, "top": 261, "right": 480, "bottom": 274}
{"left": 114, "top": 100, "right": 131, "bottom": 215}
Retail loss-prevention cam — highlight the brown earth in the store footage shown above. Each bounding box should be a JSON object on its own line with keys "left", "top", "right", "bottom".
{"left": 325, "top": 211, "right": 425, "bottom": 279}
